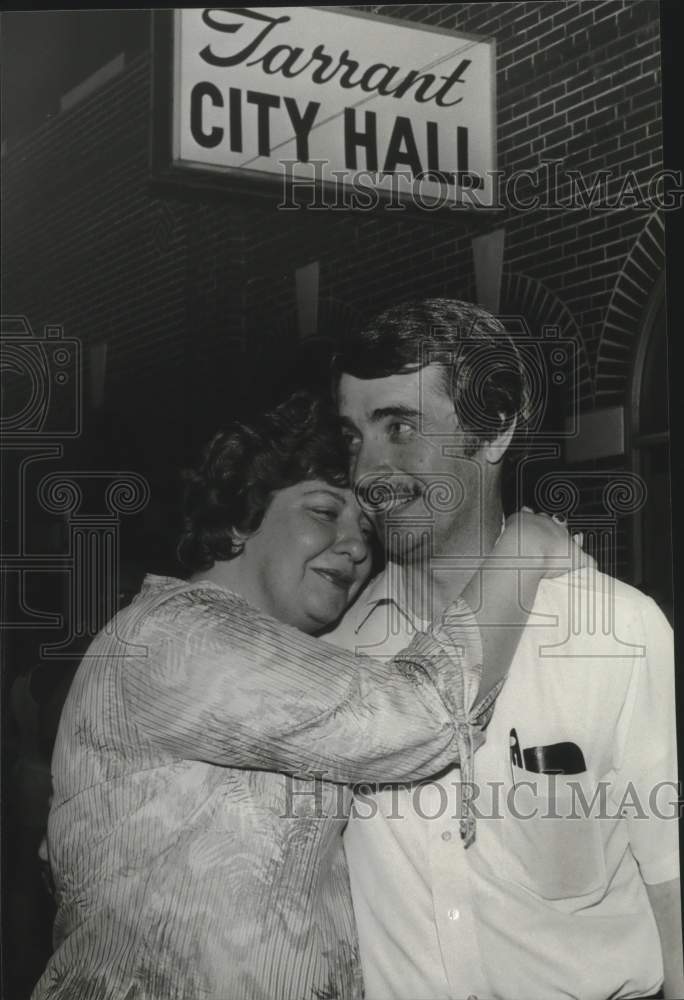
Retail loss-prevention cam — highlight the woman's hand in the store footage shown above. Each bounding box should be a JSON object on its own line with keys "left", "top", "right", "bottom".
{"left": 496, "top": 509, "right": 594, "bottom": 578}
{"left": 465, "top": 509, "right": 594, "bottom": 706}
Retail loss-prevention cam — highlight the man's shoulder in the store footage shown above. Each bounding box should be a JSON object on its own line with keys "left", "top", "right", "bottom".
{"left": 540, "top": 568, "right": 662, "bottom": 615}
{"left": 536, "top": 569, "right": 672, "bottom": 659}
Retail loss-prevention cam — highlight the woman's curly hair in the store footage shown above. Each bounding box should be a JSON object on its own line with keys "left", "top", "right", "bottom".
{"left": 177, "top": 392, "right": 351, "bottom": 572}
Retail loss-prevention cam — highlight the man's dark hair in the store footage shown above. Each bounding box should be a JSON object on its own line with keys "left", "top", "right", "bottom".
{"left": 333, "top": 298, "right": 532, "bottom": 462}
{"left": 178, "top": 392, "right": 350, "bottom": 572}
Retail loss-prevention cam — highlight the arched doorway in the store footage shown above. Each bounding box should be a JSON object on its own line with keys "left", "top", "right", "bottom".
{"left": 630, "top": 274, "right": 672, "bottom": 622}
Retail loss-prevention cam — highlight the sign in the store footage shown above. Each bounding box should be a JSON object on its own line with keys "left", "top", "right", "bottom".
{"left": 162, "top": 7, "right": 496, "bottom": 208}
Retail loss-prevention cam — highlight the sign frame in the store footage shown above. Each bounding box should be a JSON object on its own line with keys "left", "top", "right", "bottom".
{"left": 150, "top": 7, "right": 498, "bottom": 214}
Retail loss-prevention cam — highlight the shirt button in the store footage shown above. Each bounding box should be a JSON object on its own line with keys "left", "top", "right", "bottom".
{"left": 447, "top": 907, "right": 460, "bottom": 921}
{"left": 441, "top": 830, "right": 452, "bottom": 842}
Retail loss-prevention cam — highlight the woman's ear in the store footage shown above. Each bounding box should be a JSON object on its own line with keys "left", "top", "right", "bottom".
{"left": 230, "top": 527, "right": 250, "bottom": 555}
{"left": 484, "top": 414, "right": 517, "bottom": 465}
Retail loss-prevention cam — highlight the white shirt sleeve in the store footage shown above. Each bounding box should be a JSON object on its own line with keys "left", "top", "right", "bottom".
{"left": 616, "top": 595, "right": 679, "bottom": 885}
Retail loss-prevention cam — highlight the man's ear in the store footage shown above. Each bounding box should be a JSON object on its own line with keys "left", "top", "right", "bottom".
{"left": 483, "top": 414, "right": 517, "bottom": 465}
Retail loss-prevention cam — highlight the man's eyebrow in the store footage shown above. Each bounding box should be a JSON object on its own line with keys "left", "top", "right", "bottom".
{"left": 371, "top": 404, "right": 421, "bottom": 421}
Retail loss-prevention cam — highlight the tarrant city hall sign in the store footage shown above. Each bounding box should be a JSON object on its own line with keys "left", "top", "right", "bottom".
{"left": 153, "top": 7, "right": 496, "bottom": 208}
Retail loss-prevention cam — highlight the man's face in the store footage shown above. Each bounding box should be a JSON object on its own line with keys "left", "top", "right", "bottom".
{"left": 239, "top": 479, "right": 373, "bottom": 634}
{"left": 338, "top": 364, "right": 489, "bottom": 561}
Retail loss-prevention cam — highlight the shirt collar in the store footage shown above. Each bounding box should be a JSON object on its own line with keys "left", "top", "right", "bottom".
{"left": 353, "top": 563, "right": 419, "bottom": 635}
{"left": 354, "top": 513, "right": 507, "bottom": 635}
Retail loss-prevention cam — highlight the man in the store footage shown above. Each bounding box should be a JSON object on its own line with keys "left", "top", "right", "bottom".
{"left": 325, "top": 299, "right": 682, "bottom": 1000}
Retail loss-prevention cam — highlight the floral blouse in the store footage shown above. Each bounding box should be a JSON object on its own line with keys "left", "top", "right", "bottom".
{"left": 34, "top": 574, "right": 499, "bottom": 1000}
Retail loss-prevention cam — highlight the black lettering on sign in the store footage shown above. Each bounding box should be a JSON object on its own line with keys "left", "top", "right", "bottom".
{"left": 426, "top": 121, "right": 439, "bottom": 172}
{"left": 392, "top": 69, "right": 438, "bottom": 102}
{"left": 196, "top": 10, "right": 473, "bottom": 108}
{"left": 246, "top": 90, "right": 281, "bottom": 157}
{"left": 433, "top": 59, "right": 471, "bottom": 107}
{"left": 455, "top": 127, "right": 482, "bottom": 189}
{"left": 257, "top": 43, "right": 308, "bottom": 78}
{"left": 200, "top": 8, "right": 290, "bottom": 68}
{"left": 229, "top": 87, "right": 242, "bottom": 153}
{"left": 383, "top": 117, "right": 422, "bottom": 175}
{"left": 190, "top": 81, "right": 224, "bottom": 148}
{"left": 424, "top": 121, "right": 456, "bottom": 186}
{"left": 344, "top": 109, "right": 378, "bottom": 171}
{"left": 337, "top": 49, "right": 363, "bottom": 89}
{"left": 359, "top": 63, "right": 401, "bottom": 96}
{"left": 283, "top": 98, "right": 320, "bottom": 162}
{"left": 457, "top": 125, "right": 469, "bottom": 178}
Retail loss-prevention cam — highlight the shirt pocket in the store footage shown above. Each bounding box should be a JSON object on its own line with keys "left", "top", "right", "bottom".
{"left": 500, "top": 764, "right": 607, "bottom": 902}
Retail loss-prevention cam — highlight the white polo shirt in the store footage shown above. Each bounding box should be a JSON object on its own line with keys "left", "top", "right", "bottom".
{"left": 325, "top": 566, "right": 679, "bottom": 1000}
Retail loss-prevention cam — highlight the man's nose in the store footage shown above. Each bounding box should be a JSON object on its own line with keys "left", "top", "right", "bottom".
{"left": 350, "top": 440, "right": 395, "bottom": 518}
{"left": 350, "top": 435, "right": 386, "bottom": 485}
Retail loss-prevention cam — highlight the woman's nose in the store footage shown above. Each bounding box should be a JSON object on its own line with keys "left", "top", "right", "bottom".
{"left": 334, "top": 525, "right": 368, "bottom": 563}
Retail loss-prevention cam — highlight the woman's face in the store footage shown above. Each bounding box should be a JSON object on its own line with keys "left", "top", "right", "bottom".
{"left": 238, "top": 480, "right": 374, "bottom": 634}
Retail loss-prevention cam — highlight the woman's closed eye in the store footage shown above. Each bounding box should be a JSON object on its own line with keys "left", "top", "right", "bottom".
{"left": 310, "top": 505, "right": 339, "bottom": 521}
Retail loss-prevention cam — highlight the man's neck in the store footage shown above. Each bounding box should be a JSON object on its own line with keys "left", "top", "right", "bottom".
{"left": 399, "top": 500, "right": 504, "bottom": 621}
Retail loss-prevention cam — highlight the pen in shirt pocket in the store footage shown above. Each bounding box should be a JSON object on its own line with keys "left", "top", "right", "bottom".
{"left": 509, "top": 728, "right": 587, "bottom": 786}
{"left": 509, "top": 727, "right": 523, "bottom": 786}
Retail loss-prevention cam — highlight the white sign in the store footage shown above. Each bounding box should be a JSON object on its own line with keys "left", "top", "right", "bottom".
{"left": 171, "top": 7, "right": 496, "bottom": 207}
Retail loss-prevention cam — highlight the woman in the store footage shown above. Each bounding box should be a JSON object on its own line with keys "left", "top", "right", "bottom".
{"left": 35, "top": 393, "right": 586, "bottom": 1000}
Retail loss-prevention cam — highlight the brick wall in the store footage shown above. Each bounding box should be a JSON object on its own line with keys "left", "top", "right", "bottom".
{"left": 342, "top": 0, "right": 664, "bottom": 385}
{"left": 3, "top": 53, "right": 252, "bottom": 469}
{"left": 2, "top": 1, "right": 667, "bottom": 581}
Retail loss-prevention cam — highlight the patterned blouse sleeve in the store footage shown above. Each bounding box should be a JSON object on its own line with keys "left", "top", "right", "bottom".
{"left": 122, "top": 585, "right": 499, "bottom": 785}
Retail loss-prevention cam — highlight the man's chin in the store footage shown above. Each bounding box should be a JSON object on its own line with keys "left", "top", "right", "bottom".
{"left": 377, "top": 520, "right": 432, "bottom": 561}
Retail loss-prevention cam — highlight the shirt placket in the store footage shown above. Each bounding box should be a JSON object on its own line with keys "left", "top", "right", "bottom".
{"left": 426, "top": 774, "right": 490, "bottom": 1000}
